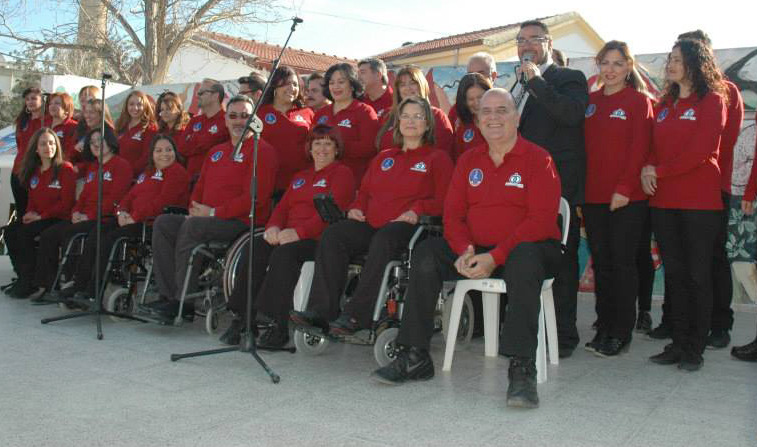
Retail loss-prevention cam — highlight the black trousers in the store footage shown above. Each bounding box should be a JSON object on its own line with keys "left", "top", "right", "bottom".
{"left": 72, "top": 221, "right": 144, "bottom": 296}
{"left": 34, "top": 220, "right": 98, "bottom": 290}
{"left": 636, "top": 210, "right": 654, "bottom": 313}
{"left": 306, "top": 219, "right": 417, "bottom": 326}
{"left": 5, "top": 218, "right": 63, "bottom": 285}
{"left": 583, "top": 201, "right": 648, "bottom": 340}
{"left": 553, "top": 204, "right": 580, "bottom": 349}
{"left": 651, "top": 208, "right": 720, "bottom": 354}
{"left": 10, "top": 173, "right": 27, "bottom": 218}
{"left": 396, "top": 237, "right": 562, "bottom": 358}
{"left": 711, "top": 192, "right": 733, "bottom": 331}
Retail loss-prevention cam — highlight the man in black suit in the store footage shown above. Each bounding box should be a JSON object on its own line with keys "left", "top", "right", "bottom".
{"left": 511, "top": 20, "right": 589, "bottom": 358}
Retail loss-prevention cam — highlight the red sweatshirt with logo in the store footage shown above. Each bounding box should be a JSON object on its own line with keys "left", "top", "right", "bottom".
{"left": 190, "top": 138, "right": 278, "bottom": 225}
{"left": 267, "top": 161, "right": 355, "bottom": 240}
{"left": 257, "top": 104, "right": 314, "bottom": 191}
{"left": 444, "top": 138, "right": 561, "bottom": 266}
{"left": 361, "top": 86, "right": 394, "bottom": 120}
{"left": 117, "top": 162, "right": 190, "bottom": 222}
{"left": 51, "top": 118, "right": 79, "bottom": 163}
{"left": 179, "top": 111, "right": 229, "bottom": 177}
{"left": 14, "top": 116, "right": 44, "bottom": 174}
{"left": 647, "top": 92, "right": 726, "bottom": 210}
{"left": 74, "top": 155, "right": 133, "bottom": 219}
{"left": 26, "top": 162, "right": 77, "bottom": 220}
{"left": 118, "top": 122, "right": 158, "bottom": 177}
{"left": 313, "top": 100, "right": 380, "bottom": 183}
{"left": 452, "top": 121, "right": 485, "bottom": 162}
{"left": 351, "top": 145, "right": 453, "bottom": 229}
{"left": 583, "top": 87, "right": 654, "bottom": 203}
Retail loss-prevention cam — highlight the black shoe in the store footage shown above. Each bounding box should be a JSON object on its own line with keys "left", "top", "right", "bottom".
{"left": 329, "top": 312, "right": 361, "bottom": 336}
{"left": 31, "top": 290, "right": 62, "bottom": 305}
{"left": 258, "top": 322, "right": 289, "bottom": 349}
{"left": 152, "top": 300, "right": 194, "bottom": 321}
{"left": 584, "top": 332, "right": 606, "bottom": 353}
{"left": 558, "top": 345, "right": 575, "bottom": 359}
{"left": 650, "top": 343, "right": 683, "bottom": 365}
{"left": 371, "top": 346, "right": 434, "bottom": 385}
{"left": 219, "top": 318, "right": 243, "bottom": 346}
{"left": 706, "top": 329, "right": 730, "bottom": 350}
{"left": 594, "top": 337, "right": 631, "bottom": 358}
{"left": 1, "top": 279, "right": 18, "bottom": 291}
{"left": 635, "top": 311, "right": 652, "bottom": 333}
{"left": 59, "top": 287, "right": 78, "bottom": 299}
{"left": 289, "top": 310, "right": 328, "bottom": 333}
{"left": 731, "top": 339, "right": 757, "bottom": 362}
{"left": 506, "top": 357, "right": 539, "bottom": 409}
{"left": 678, "top": 349, "right": 703, "bottom": 372}
{"left": 7, "top": 282, "right": 35, "bottom": 299}
{"left": 647, "top": 323, "right": 672, "bottom": 340}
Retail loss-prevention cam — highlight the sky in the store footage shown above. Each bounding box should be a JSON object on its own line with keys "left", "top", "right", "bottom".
{"left": 1, "top": 0, "right": 755, "bottom": 64}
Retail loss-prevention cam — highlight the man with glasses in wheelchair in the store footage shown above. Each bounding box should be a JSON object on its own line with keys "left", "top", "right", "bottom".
{"left": 146, "top": 95, "right": 278, "bottom": 321}
{"left": 372, "top": 89, "right": 563, "bottom": 409}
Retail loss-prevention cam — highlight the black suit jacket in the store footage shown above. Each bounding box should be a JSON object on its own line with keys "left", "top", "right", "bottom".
{"left": 513, "top": 64, "right": 589, "bottom": 204}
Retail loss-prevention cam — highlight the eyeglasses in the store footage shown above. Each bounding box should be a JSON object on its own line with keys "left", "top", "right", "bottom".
{"left": 227, "top": 112, "right": 251, "bottom": 120}
{"left": 197, "top": 89, "right": 212, "bottom": 96}
{"left": 399, "top": 113, "right": 426, "bottom": 121}
{"left": 515, "top": 37, "right": 550, "bottom": 46}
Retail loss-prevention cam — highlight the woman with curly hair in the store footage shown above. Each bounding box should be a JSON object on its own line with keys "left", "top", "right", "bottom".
{"left": 115, "top": 90, "right": 158, "bottom": 176}
{"left": 641, "top": 38, "right": 728, "bottom": 371}
{"left": 156, "top": 91, "right": 190, "bottom": 142}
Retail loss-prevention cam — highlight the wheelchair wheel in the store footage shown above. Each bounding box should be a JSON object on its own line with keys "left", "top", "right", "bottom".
{"left": 105, "top": 288, "right": 134, "bottom": 322}
{"left": 293, "top": 329, "right": 329, "bottom": 355}
{"left": 442, "top": 290, "right": 475, "bottom": 344}
{"left": 373, "top": 327, "right": 400, "bottom": 367}
{"left": 205, "top": 307, "right": 219, "bottom": 335}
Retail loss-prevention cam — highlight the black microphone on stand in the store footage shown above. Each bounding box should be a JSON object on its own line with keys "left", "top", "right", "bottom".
{"left": 519, "top": 52, "right": 535, "bottom": 84}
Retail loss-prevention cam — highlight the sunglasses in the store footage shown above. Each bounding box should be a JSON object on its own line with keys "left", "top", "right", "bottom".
{"left": 227, "top": 112, "right": 251, "bottom": 120}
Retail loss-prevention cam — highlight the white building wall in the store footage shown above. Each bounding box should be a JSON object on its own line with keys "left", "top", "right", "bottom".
{"left": 167, "top": 45, "right": 254, "bottom": 84}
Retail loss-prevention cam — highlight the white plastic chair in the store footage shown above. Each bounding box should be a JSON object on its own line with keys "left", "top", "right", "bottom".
{"left": 441, "top": 197, "right": 570, "bottom": 384}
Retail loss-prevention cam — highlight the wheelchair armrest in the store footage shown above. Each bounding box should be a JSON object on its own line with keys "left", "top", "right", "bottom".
{"left": 163, "top": 206, "right": 189, "bottom": 215}
{"left": 418, "top": 215, "right": 442, "bottom": 226}
{"left": 313, "top": 193, "right": 345, "bottom": 224}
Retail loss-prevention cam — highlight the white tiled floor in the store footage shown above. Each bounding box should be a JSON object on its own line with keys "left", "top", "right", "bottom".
{"left": 1, "top": 256, "right": 755, "bottom": 447}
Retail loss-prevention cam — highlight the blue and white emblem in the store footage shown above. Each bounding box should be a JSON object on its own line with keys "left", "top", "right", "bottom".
{"left": 410, "top": 161, "right": 427, "bottom": 173}
{"left": 265, "top": 113, "right": 277, "bottom": 125}
{"left": 317, "top": 115, "right": 328, "bottom": 125}
{"left": 381, "top": 157, "right": 395, "bottom": 171}
{"left": 103, "top": 171, "right": 112, "bottom": 181}
{"left": 137, "top": 173, "right": 146, "bottom": 184}
{"left": 680, "top": 108, "right": 696, "bottom": 121}
{"left": 609, "top": 108, "right": 627, "bottom": 120}
{"left": 56, "top": 130, "right": 64, "bottom": 138}
{"left": 30, "top": 176, "right": 39, "bottom": 189}
{"left": 233, "top": 152, "right": 244, "bottom": 163}
{"left": 87, "top": 172, "right": 95, "bottom": 183}
{"left": 294, "top": 115, "right": 306, "bottom": 123}
{"left": 193, "top": 122, "right": 202, "bottom": 132}
{"left": 463, "top": 128, "right": 475, "bottom": 143}
{"left": 313, "top": 179, "right": 327, "bottom": 187}
{"left": 293, "top": 178, "right": 305, "bottom": 189}
{"left": 338, "top": 118, "right": 352, "bottom": 128}
{"left": 211, "top": 150, "right": 223, "bottom": 162}
{"left": 657, "top": 108, "right": 669, "bottom": 123}
{"left": 209, "top": 124, "right": 218, "bottom": 134}
{"left": 132, "top": 131, "right": 143, "bottom": 141}
{"left": 505, "top": 172, "right": 524, "bottom": 189}
{"left": 48, "top": 179, "right": 61, "bottom": 189}
{"left": 585, "top": 104, "right": 596, "bottom": 118}
{"left": 151, "top": 170, "right": 163, "bottom": 180}
{"left": 469, "top": 168, "right": 484, "bottom": 187}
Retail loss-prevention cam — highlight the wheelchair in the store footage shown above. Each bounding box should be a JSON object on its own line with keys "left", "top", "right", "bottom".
{"left": 292, "top": 196, "right": 476, "bottom": 366}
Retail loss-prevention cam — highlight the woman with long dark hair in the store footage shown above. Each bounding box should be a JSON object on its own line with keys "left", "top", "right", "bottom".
{"left": 642, "top": 38, "right": 728, "bottom": 370}
{"left": 257, "top": 66, "right": 314, "bottom": 192}
{"left": 72, "top": 99, "right": 114, "bottom": 175}
{"left": 115, "top": 90, "right": 158, "bottom": 176}
{"left": 582, "top": 40, "right": 655, "bottom": 357}
{"left": 156, "top": 92, "right": 190, "bottom": 143}
{"left": 451, "top": 73, "right": 492, "bottom": 161}
{"left": 12, "top": 86, "right": 45, "bottom": 217}
{"left": 4, "top": 128, "right": 76, "bottom": 298}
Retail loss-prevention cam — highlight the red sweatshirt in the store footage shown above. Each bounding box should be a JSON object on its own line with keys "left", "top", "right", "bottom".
{"left": 718, "top": 80, "right": 745, "bottom": 194}
{"left": 377, "top": 106, "right": 455, "bottom": 158}
{"left": 452, "top": 121, "right": 485, "bottom": 162}
{"left": 444, "top": 138, "right": 561, "bottom": 266}
{"left": 74, "top": 155, "right": 133, "bottom": 219}
{"left": 191, "top": 138, "right": 278, "bottom": 225}
{"left": 118, "top": 122, "right": 158, "bottom": 177}
{"left": 648, "top": 92, "right": 726, "bottom": 210}
{"left": 257, "top": 104, "right": 314, "bottom": 191}
{"left": 267, "top": 161, "right": 355, "bottom": 240}
{"left": 743, "top": 136, "right": 757, "bottom": 201}
{"left": 351, "top": 145, "right": 453, "bottom": 229}
{"left": 51, "top": 118, "right": 79, "bottom": 163}
{"left": 26, "top": 162, "right": 77, "bottom": 220}
{"left": 179, "top": 111, "right": 230, "bottom": 177}
{"left": 313, "top": 100, "right": 380, "bottom": 183}
{"left": 584, "top": 87, "right": 654, "bottom": 203}
{"left": 117, "top": 162, "right": 190, "bottom": 222}
{"left": 14, "top": 116, "right": 44, "bottom": 174}
{"left": 362, "top": 86, "right": 394, "bottom": 120}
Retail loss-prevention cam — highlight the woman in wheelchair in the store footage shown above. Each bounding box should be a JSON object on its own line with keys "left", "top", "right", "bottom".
{"left": 289, "top": 97, "right": 453, "bottom": 337}
{"left": 32, "top": 127, "right": 133, "bottom": 303}
{"left": 4, "top": 128, "right": 77, "bottom": 298}
{"left": 58, "top": 135, "right": 190, "bottom": 304}
{"left": 220, "top": 124, "right": 355, "bottom": 347}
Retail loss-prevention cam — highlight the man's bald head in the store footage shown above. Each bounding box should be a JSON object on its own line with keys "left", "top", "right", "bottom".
{"left": 481, "top": 88, "right": 516, "bottom": 110}
{"left": 479, "top": 88, "right": 519, "bottom": 145}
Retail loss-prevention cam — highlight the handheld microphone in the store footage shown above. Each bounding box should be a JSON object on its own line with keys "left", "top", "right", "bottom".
{"left": 293, "top": 17, "right": 303, "bottom": 23}
{"left": 101, "top": 73, "right": 113, "bottom": 80}
{"left": 519, "top": 52, "right": 535, "bottom": 84}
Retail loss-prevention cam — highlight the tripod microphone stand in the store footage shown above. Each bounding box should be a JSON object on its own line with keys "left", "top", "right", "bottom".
{"left": 169, "top": 17, "right": 303, "bottom": 383}
{"left": 41, "top": 73, "right": 147, "bottom": 339}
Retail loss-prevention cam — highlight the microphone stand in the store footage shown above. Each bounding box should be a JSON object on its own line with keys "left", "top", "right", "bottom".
{"left": 41, "top": 74, "right": 147, "bottom": 338}
{"left": 169, "top": 17, "right": 302, "bottom": 383}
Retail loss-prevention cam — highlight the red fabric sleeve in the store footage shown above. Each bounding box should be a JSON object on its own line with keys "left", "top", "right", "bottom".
{"left": 354, "top": 106, "right": 380, "bottom": 160}
{"left": 294, "top": 166, "right": 356, "bottom": 240}
{"left": 615, "top": 96, "right": 653, "bottom": 197}
{"left": 190, "top": 154, "right": 209, "bottom": 204}
{"left": 655, "top": 95, "right": 726, "bottom": 179}
{"left": 489, "top": 153, "right": 561, "bottom": 265}
{"left": 266, "top": 189, "right": 291, "bottom": 230}
{"left": 744, "top": 138, "right": 757, "bottom": 202}
{"left": 39, "top": 166, "right": 76, "bottom": 220}
{"left": 215, "top": 142, "right": 278, "bottom": 222}
{"left": 409, "top": 152, "right": 453, "bottom": 217}
{"left": 721, "top": 84, "right": 745, "bottom": 165}
{"left": 443, "top": 160, "right": 476, "bottom": 256}
{"left": 130, "top": 167, "right": 190, "bottom": 222}
{"left": 350, "top": 157, "right": 375, "bottom": 212}
{"left": 432, "top": 108, "right": 455, "bottom": 159}
{"left": 95, "top": 159, "right": 133, "bottom": 219}
{"left": 134, "top": 124, "right": 158, "bottom": 176}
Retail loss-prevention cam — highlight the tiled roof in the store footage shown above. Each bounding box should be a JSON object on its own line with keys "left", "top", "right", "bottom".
{"left": 198, "top": 32, "right": 357, "bottom": 74}
{"left": 375, "top": 14, "right": 561, "bottom": 61}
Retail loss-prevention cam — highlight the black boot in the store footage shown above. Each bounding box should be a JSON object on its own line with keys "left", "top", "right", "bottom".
{"left": 594, "top": 336, "right": 631, "bottom": 358}
{"left": 258, "top": 321, "right": 290, "bottom": 349}
{"left": 506, "top": 357, "right": 539, "bottom": 409}
{"left": 649, "top": 343, "right": 683, "bottom": 365}
{"left": 371, "top": 345, "right": 434, "bottom": 385}
{"left": 731, "top": 338, "right": 757, "bottom": 362}
{"left": 219, "top": 317, "right": 243, "bottom": 346}
{"left": 584, "top": 331, "right": 607, "bottom": 353}
{"left": 635, "top": 311, "right": 652, "bottom": 333}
